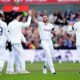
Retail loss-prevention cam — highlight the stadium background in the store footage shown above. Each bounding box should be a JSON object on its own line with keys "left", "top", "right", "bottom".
{"left": 0, "top": 4, "right": 80, "bottom": 13}
{"left": 0, "top": 1, "right": 80, "bottom": 80}
{"left": 0, "top": 0, "right": 80, "bottom": 62}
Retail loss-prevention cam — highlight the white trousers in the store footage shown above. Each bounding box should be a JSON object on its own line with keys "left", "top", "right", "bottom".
{"left": 0, "top": 47, "right": 8, "bottom": 72}
{"left": 77, "top": 46, "right": 80, "bottom": 63}
{"left": 41, "top": 40, "right": 55, "bottom": 73}
{"left": 7, "top": 44, "right": 26, "bottom": 72}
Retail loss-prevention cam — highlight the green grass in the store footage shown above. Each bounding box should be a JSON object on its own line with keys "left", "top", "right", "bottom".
{"left": 0, "top": 62, "right": 80, "bottom": 80}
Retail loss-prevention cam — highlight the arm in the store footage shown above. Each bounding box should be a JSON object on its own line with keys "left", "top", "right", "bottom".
{"left": 32, "top": 16, "right": 38, "bottom": 25}
{"left": 51, "top": 24, "right": 62, "bottom": 35}
{"left": 31, "top": 9, "right": 38, "bottom": 24}
{"left": 21, "top": 10, "right": 33, "bottom": 28}
{"left": 21, "top": 34, "right": 26, "bottom": 43}
{"left": 21, "top": 34, "right": 33, "bottom": 46}
{"left": 51, "top": 28, "right": 55, "bottom": 34}
{"left": 21, "top": 16, "right": 32, "bottom": 28}
{"left": 50, "top": 24, "right": 55, "bottom": 34}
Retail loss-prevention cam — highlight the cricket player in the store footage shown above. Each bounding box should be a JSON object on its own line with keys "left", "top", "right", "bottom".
{"left": 6, "top": 10, "right": 32, "bottom": 74}
{"left": 72, "top": 19, "right": 80, "bottom": 63}
{"left": 0, "top": 13, "right": 10, "bottom": 74}
{"left": 33, "top": 14, "right": 56, "bottom": 74}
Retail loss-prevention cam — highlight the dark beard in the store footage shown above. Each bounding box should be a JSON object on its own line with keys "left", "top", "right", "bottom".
{"left": 43, "top": 20, "right": 47, "bottom": 23}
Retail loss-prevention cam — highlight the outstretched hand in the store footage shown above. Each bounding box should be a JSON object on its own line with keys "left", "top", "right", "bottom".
{"left": 28, "top": 10, "right": 33, "bottom": 16}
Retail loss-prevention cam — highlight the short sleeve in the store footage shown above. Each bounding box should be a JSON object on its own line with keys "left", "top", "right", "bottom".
{"left": 50, "top": 24, "right": 55, "bottom": 30}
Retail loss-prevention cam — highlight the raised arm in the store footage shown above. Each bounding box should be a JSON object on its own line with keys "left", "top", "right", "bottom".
{"left": 32, "top": 16, "right": 38, "bottom": 25}
{"left": 22, "top": 16, "right": 32, "bottom": 28}
{"left": 21, "top": 10, "right": 33, "bottom": 28}
{"left": 32, "top": 9, "right": 39, "bottom": 25}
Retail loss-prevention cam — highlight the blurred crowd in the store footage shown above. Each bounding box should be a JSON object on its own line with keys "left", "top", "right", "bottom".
{"left": 1, "top": 9, "right": 80, "bottom": 49}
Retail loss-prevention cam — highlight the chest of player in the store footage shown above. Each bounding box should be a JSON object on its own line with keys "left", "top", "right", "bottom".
{"left": 41, "top": 24, "right": 52, "bottom": 32}
{"left": 12, "top": 22, "right": 21, "bottom": 30}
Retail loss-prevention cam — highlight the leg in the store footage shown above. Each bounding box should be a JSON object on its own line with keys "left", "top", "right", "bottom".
{"left": 42, "top": 54, "right": 48, "bottom": 74}
{"left": 6, "top": 50, "right": 15, "bottom": 73}
{"left": 0, "top": 60, "right": 5, "bottom": 73}
{"left": 70, "top": 50, "right": 77, "bottom": 63}
{"left": 14, "top": 45, "right": 25, "bottom": 72}
{"left": 14, "top": 44, "right": 30, "bottom": 73}
{"left": 41, "top": 41, "right": 55, "bottom": 74}
{"left": 15, "top": 52, "right": 21, "bottom": 73}
{"left": 77, "top": 46, "right": 80, "bottom": 63}
{"left": 49, "top": 41, "right": 56, "bottom": 73}
{"left": 0, "top": 48, "right": 7, "bottom": 73}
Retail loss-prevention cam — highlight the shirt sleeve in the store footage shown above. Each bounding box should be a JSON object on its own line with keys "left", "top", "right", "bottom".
{"left": 20, "top": 16, "right": 32, "bottom": 28}
{"left": 50, "top": 24, "right": 55, "bottom": 30}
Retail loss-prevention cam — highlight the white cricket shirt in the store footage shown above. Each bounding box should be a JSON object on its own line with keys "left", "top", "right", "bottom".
{"left": 0, "top": 20, "right": 9, "bottom": 47}
{"left": 38, "top": 22, "right": 54, "bottom": 40}
{"left": 8, "top": 16, "right": 31, "bottom": 44}
{"left": 73, "top": 21, "right": 80, "bottom": 46}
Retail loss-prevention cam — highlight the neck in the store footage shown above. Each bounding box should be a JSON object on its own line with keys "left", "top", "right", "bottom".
{"left": 15, "top": 18, "right": 19, "bottom": 21}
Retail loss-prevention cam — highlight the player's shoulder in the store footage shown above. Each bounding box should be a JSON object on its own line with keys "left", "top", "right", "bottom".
{"left": 8, "top": 20, "right": 15, "bottom": 26}
{"left": 1, "top": 20, "right": 7, "bottom": 26}
{"left": 0, "top": 20, "right": 6, "bottom": 24}
{"left": 48, "top": 23, "right": 54, "bottom": 28}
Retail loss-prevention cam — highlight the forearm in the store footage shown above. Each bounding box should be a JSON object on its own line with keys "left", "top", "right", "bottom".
{"left": 32, "top": 16, "right": 38, "bottom": 25}
{"left": 22, "top": 16, "right": 32, "bottom": 28}
{"left": 21, "top": 34, "right": 26, "bottom": 43}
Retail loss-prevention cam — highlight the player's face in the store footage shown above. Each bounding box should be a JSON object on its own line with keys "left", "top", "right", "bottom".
{"left": 42, "top": 15, "right": 48, "bottom": 23}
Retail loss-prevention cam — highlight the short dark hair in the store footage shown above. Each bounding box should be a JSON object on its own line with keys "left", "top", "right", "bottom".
{"left": 42, "top": 14, "right": 48, "bottom": 17}
{"left": 11, "top": 11, "right": 22, "bottom": 19}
